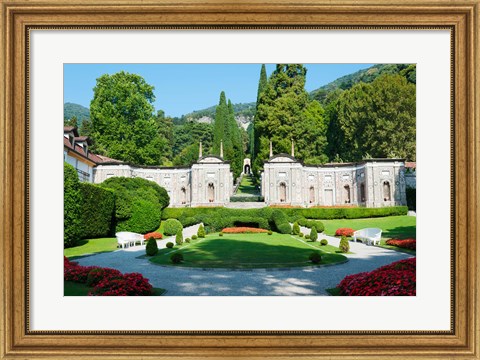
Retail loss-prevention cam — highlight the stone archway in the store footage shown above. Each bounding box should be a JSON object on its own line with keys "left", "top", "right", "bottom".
{"left": 244, "top": 164, "right": 251, "bottom": 174}
{"left": 181, "top": 187, "right": 187, "bottom": 204}
{"left": 383, "top": 181, "right": 391, "bottom": 201}
{"left": 309, "top": 186, "right": 315, "bottom": 204}
{"left": 344, "top": 185, "right": 351, "bottom": 204}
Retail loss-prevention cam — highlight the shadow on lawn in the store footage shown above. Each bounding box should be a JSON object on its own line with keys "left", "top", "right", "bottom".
{"left": 382, "top": 225, "right": 416, "bottom": 239}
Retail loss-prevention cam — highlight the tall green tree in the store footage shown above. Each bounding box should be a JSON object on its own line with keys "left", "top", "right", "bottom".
{"left": 251, "top": 64, "right": 268, "bottom": 161}
{"left": 90, "top": 71, "right": 167, "bottom": 165}
{"left": 253, "top": 64, "right": 329, "bottom": 173}
{"left": 64, "top": 116, "right": 78, "bottom": 128}
{"left": 212, "top": 92, "right": 244, "bottom": 178}
{"left": 335, "top": 74, "right": 416, "bottom": 161}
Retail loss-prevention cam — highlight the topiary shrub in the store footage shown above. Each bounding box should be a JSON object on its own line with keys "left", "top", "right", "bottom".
{"left": 185, "top": 237, "right": 191, "bottom": 243}
{"left": 219, "top": 232, "right": 224, "bottom": 236}
{"left": 146, "top": 237, "right": 159, "bottom": 256}
{"left": 99, "top": 177, "right": 169, "bottom": 234}
{"left": 170, "top": 253, "right": 184, "bottom": 264}
{"left": 309, "top": 252, "right": 322, "bottom": 264}
{"left": 292, "top": 222, "right": 300, "bottom": 235}
{"left": 191, "top": 234, "right": 198, "bottom": 240}
{"left": 268, "top": 230, "right": 273, "bottom": 235}
{"left": 305, "top": 234, "right": 310, "bottom": 240}
{"left": 163, "top": 219, "right": 183, "bottom": 236}
{"left": 175, "top": 230, "right": 183, "bottom": 245}
{"left": 64, "top": 162, "right": 82, "bottom": 248}
{"left": 320, "top": 239, "right": 328, "bottom": 246}
{"left": 310, "top": 227, "right": 318, "bottom": 242}
{"left": 339, "top": 236, "right": 350, "bottom": 253}
{"left": 78, "top": 183, "right": 115, "bottom": 239}
{"left": 272, "top": 209, "right": 291, "bottom": 234}
{"left": 166, "top": 242, "right": 174, "bottom": 248}
{"left": 299, "top": 232, "right": 304, "bottom": 237}
{"left": 197, "top": 224, "right": 206, "bottom": 238}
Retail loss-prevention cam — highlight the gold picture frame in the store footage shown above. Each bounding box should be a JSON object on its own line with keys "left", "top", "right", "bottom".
{"left": 1, "top": 0, "right": 479, "bottom": 358}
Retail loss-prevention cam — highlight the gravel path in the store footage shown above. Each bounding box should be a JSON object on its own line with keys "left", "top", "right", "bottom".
{"left": 75, "top": 227, "right": 412, "bottom": 296}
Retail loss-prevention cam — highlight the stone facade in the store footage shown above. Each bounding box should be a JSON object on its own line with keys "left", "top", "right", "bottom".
{"left": 93, "top": 156, "right": 233, "bottom": 207}
{"left": 261, "top": 154, "right": 407, "bottom": 208}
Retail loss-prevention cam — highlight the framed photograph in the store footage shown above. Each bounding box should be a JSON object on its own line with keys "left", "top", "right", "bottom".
{"left": 1, "top": 0, "right": 478, "bottom": 358}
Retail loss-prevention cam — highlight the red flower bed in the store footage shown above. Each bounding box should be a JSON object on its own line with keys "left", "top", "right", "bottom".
{"left": 338, "top": 258, "right": 416, "bottom": 296}
{"left": 386, "top": 239, "right": 416, "bottom": 250}
{"left": 90, "top": 273, "right": 153, "bottom": 296}
{"left": 335, "top": 228, "right": 354, "bottom": 237}
{"left": 221, "top": 227, "right": 268, "bottom": 234}
{"left": 144, "top": 232, "right": 163, "bottom": 239}
{"left": 64, "top": 256, "right": 153, "bottom": 296}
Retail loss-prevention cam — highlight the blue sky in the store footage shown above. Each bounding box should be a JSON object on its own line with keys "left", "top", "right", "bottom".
{"left": 64, "top": 64, "right": 374, "bottom": 118}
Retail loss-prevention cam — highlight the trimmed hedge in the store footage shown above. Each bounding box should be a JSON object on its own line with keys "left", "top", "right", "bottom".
{"left": 64, "top": 162, "right": 82, "bottom": 248}
{"left": 271, "top": 209, "right": 291, "bottom": 234}
{"left": 162, "top": 206, "right": 407, "bottom": 222}
{"left": 99, "top": 177, "right": 169, "bottom": 234}
{"left": 78, "top": 183, "right": 115, "bottom": 239}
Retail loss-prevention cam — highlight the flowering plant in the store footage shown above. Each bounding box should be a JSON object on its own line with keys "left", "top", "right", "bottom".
{"left": 386, "top": 238, "right": 416, "bottom": 250}
{"left": 144, "top": 232, "right": 163, "bottom": 239}
{"left": 221, "top": 227, "right": 268, "bottom": 234}
{"left": 337, "top": 258, "right": 416, "bottom": 296}
{"left": 90, "top": 272, "right": 153, "bottom": 296}
{"left": 64, "top": 256, "right": 154, "bottom": 296}
{"left": 335, "top": 228, "right": 354, "bottom": 237}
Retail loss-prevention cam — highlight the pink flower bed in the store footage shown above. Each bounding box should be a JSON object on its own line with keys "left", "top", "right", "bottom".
{"left": 221, "top": 227, "right": 268, "bottom": 234}
{"left": 337, "top": 258, "right": 416, "bottom": 296}
{"left": 64, "top": 257, "right": 153, "bottom": 296}
{"left": 386, "top": 239, "right": 416, "bottom": 250}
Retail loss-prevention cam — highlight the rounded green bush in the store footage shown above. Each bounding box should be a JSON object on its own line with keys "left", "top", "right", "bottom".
{"left": 170, "top": 252, "right": 184, "bottom": 264}
{"left": 185, "top": 237, "right": 191, "bottom": 243}
{"left": 299, "top": 232, "right": 304, "bottom": 238}
{"left": 320, "top": 239, "right": 328, "bottom": 246}
{"left": 175, "top": 230, "right": 183, "bottom": 245}
{"left": 146, "top": 237, "right": 159, "bottom": 256}
{"left": 310, "top": 227, "right": 318, "bottom": 242}
{"left": 309, "top": 252, "right": 322, "bottom": 264}
{"left": 219, "top": 232, "right": 224, "bottom": 237}
{"left": 305, "top": 234, "right": 310, "bottom": 240}
{"left": 164, "top": 219, "right": 183, "bottom": 236}
{"left": 268, "top": 230, "right": 273, "bottom": 235}
{"left": 191, "top": 234, "right": 198, "bottom": 240}
{"left": 339, "top": 236, "right": 350, "bottom": 253}
{"left": 166, "top": 242, "right": 174, "bottom": 248}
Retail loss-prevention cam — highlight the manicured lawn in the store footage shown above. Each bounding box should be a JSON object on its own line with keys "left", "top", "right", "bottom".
{"left": 321, "top": 216, "right": 416, "bottom": 239}
{"left": 64, "top": 281, "right": 166, "bottom": 296}
{"left": 236, "top": 175, "right": 259, "bottom": 195}
{"left": 149, "top": 232, "right": 347, "bottom": 269}
{"left": 64, "top": 237, "right": 117, "bottom": 258}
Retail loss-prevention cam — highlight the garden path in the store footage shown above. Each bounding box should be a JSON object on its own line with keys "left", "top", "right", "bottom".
{"left": 76, "top": 228, "right": 413, "bottom": 296}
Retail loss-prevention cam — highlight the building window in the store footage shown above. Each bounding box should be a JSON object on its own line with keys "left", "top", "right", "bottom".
{"left": 344, "top": 185, "right": 351, "bottom": 204}
{"left": 383, "top": 181, "right": 391, "bottom": 201}
{"left": 208, "top": 183, "right": 215, "bottom": 203}
{"left": 309, "top": 186, "right": 315, "bottom": 204}
{"left": 360, "top": 183, "right": 366, "bottom": 202}
{"left": 76, "top": 168, "right": 90, "bottom": 182}
{"left": 279, "top": 182, "right": 287, "bottom": 202}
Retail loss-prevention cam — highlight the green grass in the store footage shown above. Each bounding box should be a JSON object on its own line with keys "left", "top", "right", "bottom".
{"left": 64, "top": 237, "right": 117, "bottom": 258}
{"left": 326, "top": 287, "right": 342, "bottom": 296}
{"left": 321, "top": 215, "right": 416, "bottom": 239}
{"left": 149, "top": 232, "right": 347, "bottom": 269}
{"left": 64, "top": 281, "right": 166, "bottom": 296}
{"left": 235, "top": 175, "right": 260, "bottom": 195}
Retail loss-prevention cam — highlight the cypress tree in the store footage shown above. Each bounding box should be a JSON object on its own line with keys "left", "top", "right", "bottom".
{"left": 252, "top": 64, "right": 268, "bottom": 164}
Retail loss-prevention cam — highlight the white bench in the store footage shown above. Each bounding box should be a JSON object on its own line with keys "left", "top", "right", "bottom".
{"left": 115, "top": 232, "right": 145, "bottom": 248}
{"left": 353, "top": 228, "right": 382, "bottom": 246}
